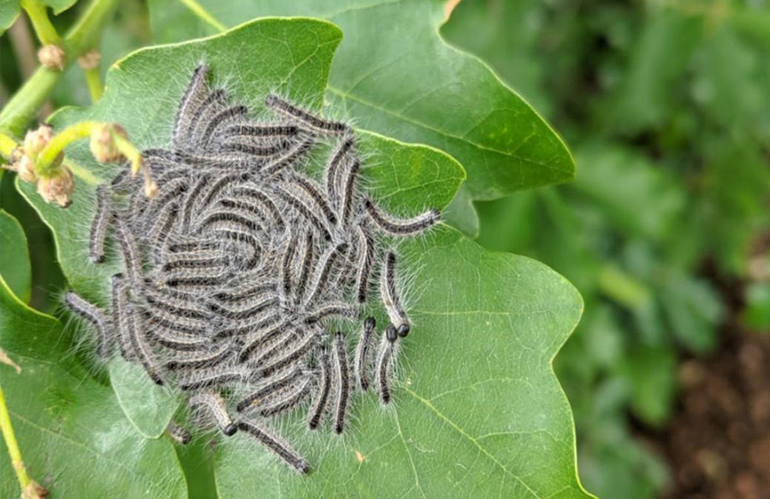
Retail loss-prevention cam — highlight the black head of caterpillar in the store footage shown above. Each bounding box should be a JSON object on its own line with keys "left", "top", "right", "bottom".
{"left": 67, "top": 64, "right": 441, "bottom": 473}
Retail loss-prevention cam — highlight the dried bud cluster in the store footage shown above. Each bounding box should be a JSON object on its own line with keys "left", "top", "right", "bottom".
{"left": 64, "top": 66, "right": 440, "bottom": 473}
{"left": 8, "top": 125, "right": 75, "bottom": 207}
{"left": 78, "top": 50, "right": 101, "bottom": 70}
{"left": 36, "top": 166, "right": 74, "bottom": 207}
{"left": 38, "top": 44, "right": 65, "bottom": 71}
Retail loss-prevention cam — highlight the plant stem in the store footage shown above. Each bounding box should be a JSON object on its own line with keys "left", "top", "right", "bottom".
{"left": 35, "top": 121, "right": 144, "bottom": 177}
{"left": 0, "top": 69, "right": 60, "bottom": 138}
{"left": 19, "top": 0, "right": 61, "bottom": 46}
{"left": 112, "top": 131, "right": 143, "bottom": 174}
{"left": 0, "top": 0, "right": 119, "bottom": 136}
{"left": 0, "top": 133, "right": 18, "bottom": 160}
{"left": 84, "top": 67, "right": 103, "bottom": 102}
{"left": 0, "top": 387, "right": 31, "bottom": 492}
{"left": 35, "top": 121, "right": 97, "bottom": 175}
{"left": 177, "top": 0, "right": 227, "bottom": 32}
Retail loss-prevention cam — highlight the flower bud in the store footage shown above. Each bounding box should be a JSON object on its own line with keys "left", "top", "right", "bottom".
{"left": 78, "top": 50, "right": 101, "bottom": 70}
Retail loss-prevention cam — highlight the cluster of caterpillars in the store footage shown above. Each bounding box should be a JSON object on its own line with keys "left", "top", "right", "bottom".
{"left": 64, "top": 65, "right": 440, "bottom": 474}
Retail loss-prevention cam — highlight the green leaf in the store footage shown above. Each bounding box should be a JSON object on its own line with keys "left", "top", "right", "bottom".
{"left": 147, "top": 0, "right": 576, "bottom": 203}
{"left": 440, "top": 184, "right": 480, "bottom": 238}
{"left": 215, "top": 226, "right": 588, "bottom": 499}
{"left": 743, "top": 282, "right": 770, "bottom": 331}
{"left": 572, "top": 144, "right": 684, "bottom": 241}
{"left": 620, "top": 346, "right": 677, "bottom": 427}
{"left": 607, "top": 7, "right": 702, "bottom": 133}
{"left": 692, "top": 26, "right": 764, "bottom": 125}
{"left": 39, "top": 0, "right": 77, "bottom": 15}
{"left": 659, "top": 274, "right": 723, "bottom": 353}
{"left": 0, "top": 280, "right": 188, "bottom": 498}
{"left": 0, "top": 209, "right": 31, "bottom": 303}
{"left": 0, "top": 0, "right": 19, "bottom": 35}
{"left": 177, "top": 439, "right": 219, "bottom": 499}
{"left": 441, "top": 0, "right": 552, "bottom": 117}
{"left": 16, "top": 18, "right": 588, "bottom": 498}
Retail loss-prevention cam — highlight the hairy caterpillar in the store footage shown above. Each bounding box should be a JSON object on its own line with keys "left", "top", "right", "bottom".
{"left": 64, "top": 65, "right": 440, "bottom": 473}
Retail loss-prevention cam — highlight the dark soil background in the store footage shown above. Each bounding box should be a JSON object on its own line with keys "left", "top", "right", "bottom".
{"left": 644, "top": 267, "right": 770, "bottom": 499}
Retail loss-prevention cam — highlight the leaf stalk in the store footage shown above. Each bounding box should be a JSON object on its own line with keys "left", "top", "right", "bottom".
{"left": 19, "top": 0, "right": 61, "bottom": 46}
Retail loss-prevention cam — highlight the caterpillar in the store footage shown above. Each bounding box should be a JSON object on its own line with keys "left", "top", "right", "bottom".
{"left": 66, "top": 65, "right": 440, "bottom": 473}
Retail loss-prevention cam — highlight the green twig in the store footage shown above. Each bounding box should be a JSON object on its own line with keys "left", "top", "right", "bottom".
{"left": 111, "top": 130, "right": 143, "bottom": 174}
{"left": 35, "top": 121, "right": 143, "bottom": 177}
{"left": 0, "top": 387, "right": 31, "bottom": 492}
{"left": 83, "top": 67, "right": 103, "bottom": 102}
{"left": 35, "top": 121, "right": 96, "bottom": 175}
{"left": 176, "top": 0, "right": 227, "bottom": 32}
{"left": 0, "top": 0, "right": 119, "bottom": 136}
{"left": 79, "top": 49, "right": 104, "bottom": 103}
{"left": 20, "top": 0, "right": 61, "bottom": 46}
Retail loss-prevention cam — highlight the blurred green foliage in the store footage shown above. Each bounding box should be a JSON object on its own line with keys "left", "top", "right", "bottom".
{"left": 443, "top": 0, "right": 770, "bottom": 498}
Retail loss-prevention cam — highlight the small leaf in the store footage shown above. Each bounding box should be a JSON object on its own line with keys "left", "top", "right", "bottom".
{"left": 441, "top": 186, "right": 480, "bottom": 239}
{"left": 0, "top": 209, "right": 31, "bottom": 303}
{"left": 0, "top": 280, "right": 188, "bottom": 498}
{"left": 109, "top": 357, "right": 182, "bottom": 439}
{"left": 607, "top": 8, "right": 702, "bottom": 133}
{"left": 0, "top": 0, "right": 19, "bottom": 35}
{"left": 743, "top": 282, "right": 770, "bottom": 331}
{"left": 620, "top": 346, "right": 677, "bottom": 427}
{"left": 572, "top": 144, "right": 684, "bottom": 241}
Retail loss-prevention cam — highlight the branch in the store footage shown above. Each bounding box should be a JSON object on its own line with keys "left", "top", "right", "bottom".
{"left": 79, "top": 50, "right": 103, "bottom": 103}
{"left": 0, "top": 0, "right": 120, "bottom": 137}
{"left": 19, "top": 0, "right": 61, "bottom": 46}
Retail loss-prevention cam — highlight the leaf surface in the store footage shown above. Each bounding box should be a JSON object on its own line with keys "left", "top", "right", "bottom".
{"left": 0, "top": 279, "right": 187, "bottom": 498}
{"left": 215, "top": 226, "right": 589, "bottom": 499}
{"left": 40, "top": 0, "right": 77, "bottom": 15}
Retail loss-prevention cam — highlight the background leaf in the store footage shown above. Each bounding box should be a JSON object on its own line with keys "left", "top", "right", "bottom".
{"left": 0, "top": 280, "right": 188, "bottom": 498}
{"left": 146, "top": 0, "right": 576, "bottom": 237}
{"left": 12, "top": 17, "right": 589, "bottom": 498}
{"left": 0, "top": 0, "right": 19, "bottom": 35}
{"left": 0, "top": 207, "right": 31, "bottom": 303}
{"left": 39, "top": 0, "right": 78, "bottom": 15}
